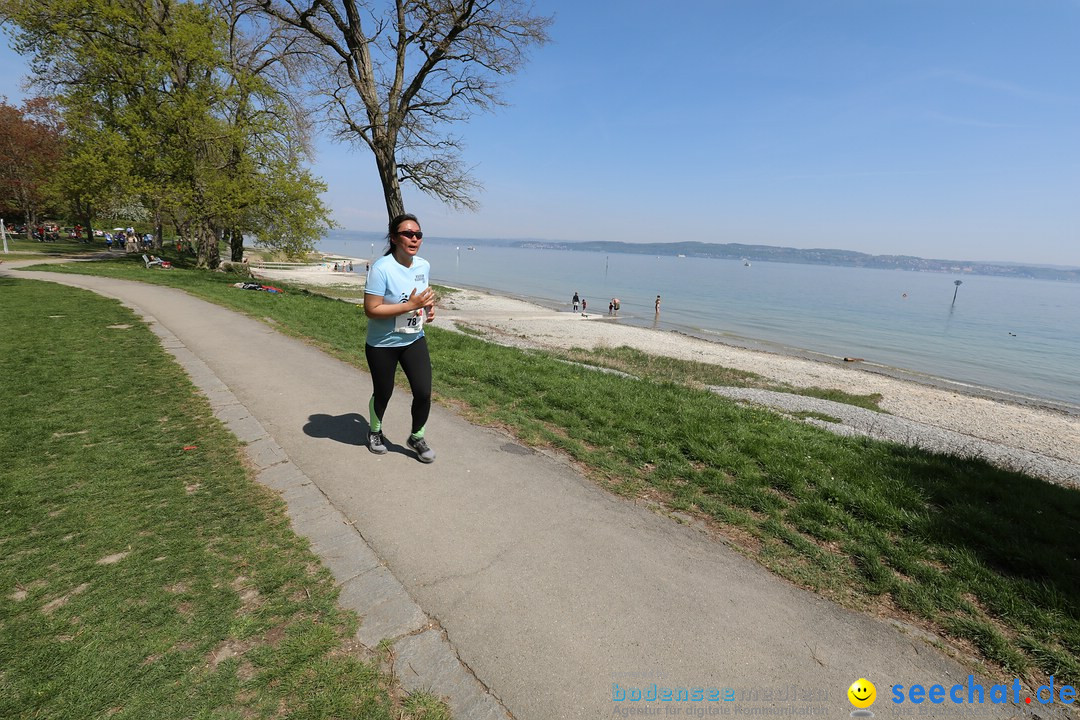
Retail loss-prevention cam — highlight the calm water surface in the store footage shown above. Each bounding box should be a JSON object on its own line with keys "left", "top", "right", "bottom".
{"left": 321, "top": 232, "right": 1080, "bottom": 409}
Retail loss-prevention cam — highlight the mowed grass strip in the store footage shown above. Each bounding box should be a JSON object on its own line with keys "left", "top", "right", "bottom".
{"left": 557, "top": 345, "right": 884, "bottom": 411}
{"left": 0, "top": 235, "right": 107, "bottom": 260}
{"left": 0, "top": 277, "right": 447, "bottom": 720}
{"left": 25, "top": 259, "right": 1080, "bottom": 684}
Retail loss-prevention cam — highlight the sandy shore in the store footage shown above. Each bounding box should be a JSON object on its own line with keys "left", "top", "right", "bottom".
{"left": 250, "top": 265, "right": 1080, "bottom": 471}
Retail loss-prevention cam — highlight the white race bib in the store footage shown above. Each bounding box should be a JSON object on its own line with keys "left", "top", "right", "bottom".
{"left": 395, "top": 308, "right": 425, "bottom": 334}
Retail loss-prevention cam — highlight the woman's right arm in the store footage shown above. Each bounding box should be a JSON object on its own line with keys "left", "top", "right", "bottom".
{"left": 364, "top": 288, "right": 435, "bottom": 319}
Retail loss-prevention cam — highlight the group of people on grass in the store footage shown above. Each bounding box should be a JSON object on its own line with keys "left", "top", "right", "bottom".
{"left": 13, "top": 224, "right": 85, "bottom": 241}
{"left": 29, "top": 224, "right": 75, "bottom": 241}
{"left": 105, "top": 228, "right": 153, "bottom": 254}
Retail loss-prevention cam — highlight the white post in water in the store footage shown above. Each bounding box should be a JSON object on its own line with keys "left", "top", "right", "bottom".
{"left": 2, "top": 219, "right": 8, "bottom": 254}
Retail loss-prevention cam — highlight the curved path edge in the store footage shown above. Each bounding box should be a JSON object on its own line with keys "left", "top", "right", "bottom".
{"left": 2, "top": 263, "right": 511, "bottom": 720}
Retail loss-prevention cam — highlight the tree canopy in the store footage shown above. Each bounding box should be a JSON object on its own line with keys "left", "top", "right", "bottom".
{"left": 1, "top": 0, "right": 552, "bottom": 256}
{"left": 1, "top": 0, "right": 333, "bottom": 263}
{"left": 0, "top": 97, "right": 64, "bottom": 234}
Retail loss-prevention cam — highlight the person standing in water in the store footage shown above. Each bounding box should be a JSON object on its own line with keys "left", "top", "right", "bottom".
{"left": 363, "top": 213, "right": 437, "bottom": 463}
{"left": 655, "top": 295, "right": 661, "bottom": 314}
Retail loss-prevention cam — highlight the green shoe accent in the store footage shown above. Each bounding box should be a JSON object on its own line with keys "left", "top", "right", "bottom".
{"left": 368, "top": 396, "right": 381, "bottom": 432}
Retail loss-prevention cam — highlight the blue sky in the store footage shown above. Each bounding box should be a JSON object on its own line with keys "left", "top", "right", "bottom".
{"left": 3, "top": 0, "right": 1078, "bottom": 265}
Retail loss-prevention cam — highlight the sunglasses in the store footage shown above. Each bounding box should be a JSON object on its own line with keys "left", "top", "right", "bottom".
{"left": 396, "top": 230, "right": 423, "bottom": 240}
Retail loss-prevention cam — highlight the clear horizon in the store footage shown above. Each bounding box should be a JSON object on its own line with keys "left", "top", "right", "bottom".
{"left": 324, "top": 227, "right": 1080, "bottom": 270}
{"left": 3, "top": 0, "right": 1077, "bottom": 266}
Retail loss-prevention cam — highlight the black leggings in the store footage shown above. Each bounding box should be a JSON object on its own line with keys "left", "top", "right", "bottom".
{"left": 365, "top": 336, "right": 432, "bottom": 435}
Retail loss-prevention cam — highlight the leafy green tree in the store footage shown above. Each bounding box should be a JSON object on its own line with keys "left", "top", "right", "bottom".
{"left": 47, "top": 105, "right": 132, "bottom": 242}
{"left": 2, "top": 0, "right": 333, "bottom": 264}
{"left": 211, "top": 0, "right": 332, "bottom": 260}
{"left": 0, "top": 97, "right": 64, "bottom": 236}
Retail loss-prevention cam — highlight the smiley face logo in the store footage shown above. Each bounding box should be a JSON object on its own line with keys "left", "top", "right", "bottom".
{"left": 848, "top": 678, "right": 876, "bottom": 709}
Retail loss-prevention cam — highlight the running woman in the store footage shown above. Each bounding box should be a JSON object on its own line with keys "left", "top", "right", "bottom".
{"left": 363, "top": 213, "right": 437, "bottom": 463}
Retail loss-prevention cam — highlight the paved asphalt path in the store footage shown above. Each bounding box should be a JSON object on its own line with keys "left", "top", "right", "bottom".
{"left": 5, "top": 265, "right": 1070, "bottom": 720}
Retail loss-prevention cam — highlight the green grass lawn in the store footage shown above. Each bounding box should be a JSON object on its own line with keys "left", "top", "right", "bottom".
{"left": 1, "top": 235, "right": 108, "bottom": 259}
{"left": 0, "top": 277, "right": 449, "bottom": 719}
{"left": 19, "top": 257, "right": 1080, "bottom": 688}
{"left": 554, "top": 344, "right": 885, "bottom": 411}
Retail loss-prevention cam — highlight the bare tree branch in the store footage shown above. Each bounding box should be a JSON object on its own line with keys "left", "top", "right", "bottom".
{"left": 250, "top": 0, "right": 551, "bottom": 218}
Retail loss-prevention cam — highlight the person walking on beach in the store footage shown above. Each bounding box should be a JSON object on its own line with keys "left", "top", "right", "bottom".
{"left": 581, "top": 298, "right": 587, "bottom": 315}
{"left": 363, "top": 213, "right": 437, "bottom": 463}
{"left": 655, "top": 295, "right": 661, "bottom": 314}
{"left": 572, "top": 291, "right": 580, "bottom": 313}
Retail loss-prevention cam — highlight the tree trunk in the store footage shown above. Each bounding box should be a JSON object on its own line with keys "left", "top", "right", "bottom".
{"left": 374, "top": 148, "right": 404, "bottom": 220}
{"left": 228, "top": 227, "right": 244, "bottom": 262}
{"left": 153, "top": 208, "right": 163, "bottom": 251}
{"left": 196, "top": 222, "right": 220, "bottom": 269}
{"left": 80, "top": 212, "right": 94, "bottom": 246}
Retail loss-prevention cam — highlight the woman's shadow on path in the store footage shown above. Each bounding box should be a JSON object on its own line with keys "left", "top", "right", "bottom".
{"left": 303, "top": 413, "right": 367, "bottom": 446}
{"left": 302, "top": 412, "right": 410, "bottom": 456}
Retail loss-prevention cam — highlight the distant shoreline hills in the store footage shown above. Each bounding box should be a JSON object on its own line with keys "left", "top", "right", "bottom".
{"left": 328, "top": 229, "right": 1078, "bottom": 282}
{"left": 509, "top": 240, "right": 1080, "bottom": 283}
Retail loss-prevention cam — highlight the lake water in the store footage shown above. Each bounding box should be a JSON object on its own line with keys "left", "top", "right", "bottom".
{"left": 319, "top": 230, "right": 1080, "bottom": 411}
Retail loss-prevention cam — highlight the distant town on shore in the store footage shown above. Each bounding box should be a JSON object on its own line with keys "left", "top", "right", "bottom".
{"left": 335, "top": 229, "right": 1078, "bottom": 283}
{"left": 508, "top": 240, "right": 1080, "bottom": 283}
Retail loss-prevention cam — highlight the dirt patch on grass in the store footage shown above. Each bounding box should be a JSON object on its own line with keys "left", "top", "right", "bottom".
{"left": 237, "top": 660, "right": 257, "bottom": 683}
{"left": 207, "top": 638, "right": 255, "bottom": 669}
{"left": 51, "top": 429, "right": 90, "bottom": 438}
{"left": 264, "top": 624, "right": 287, "bottom": 647}
{"left": 41, "top": 582, "right": 90, "bottom": 614}
{"left": 10, "top": 579, "right": 47, "bottom": 602}
{"left": 232, "top": 576, "right": 263, "bottom": 612}
{"left": 329, "top": 637, "right": 376, "bottom": 662}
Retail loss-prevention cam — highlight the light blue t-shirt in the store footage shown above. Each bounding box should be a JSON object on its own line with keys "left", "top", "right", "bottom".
{"left": 365, "top": 254, "right": 431, "bottom": 347}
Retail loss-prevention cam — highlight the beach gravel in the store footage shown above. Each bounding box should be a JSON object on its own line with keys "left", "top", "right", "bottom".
{"left": 706, "top": 386, "right": 1080, "bottom": 488}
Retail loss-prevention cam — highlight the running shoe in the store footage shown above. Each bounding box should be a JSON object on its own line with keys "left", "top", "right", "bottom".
{"left": 367, "top": 431, "right": 388, "bottom": 455}
{"left": 407, "top": 435, "right": 436, "bottom": 463}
